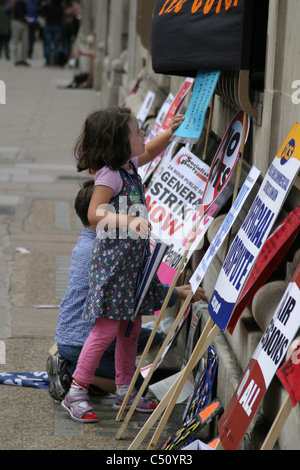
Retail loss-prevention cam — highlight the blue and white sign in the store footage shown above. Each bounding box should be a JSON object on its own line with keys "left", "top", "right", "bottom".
{"left": 208, "top": 123, "right": 300, "bottom": 332}
{"left": 189, "top": 166, "right": 260, "bottom": 293}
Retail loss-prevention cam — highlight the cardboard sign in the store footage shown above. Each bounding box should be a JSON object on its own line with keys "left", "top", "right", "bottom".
{"left": 136, "top": 90, "right": 155, "bottom": 127}
{"left": 227, "top": 206, "right": 300, "bottom": 334}
{"left": 189, "top": 166, "right": 260, "bottom": 293}
{"left": 160, "top": 77, "right": 194, "bottom": 131}
{"left": 157, "top": 110, "right": 250, "bottom": 284}
{"left": 172, "top": 70, "right": 220, "bottom": 144}
{"left": 138, "top": 93, "right": 174, "bottom": 182}
{"left": 218, "top": 263, "right": 300, "bottom": 450}
{"left": 140, "top": 78, "right": 194, "bottom": 183}
{"left": 201, "top": 110, "right": 250, "bottom": 213}
{"left": 277, "top": 343, "right": 300, "bottom": 407}
{"left": 146, "top": 147, "right": 210, "bottom": 244}
{"left": 209, "top": 123, "right": 300, "bottom": 332}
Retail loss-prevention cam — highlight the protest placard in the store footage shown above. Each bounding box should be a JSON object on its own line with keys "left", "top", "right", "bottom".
{"left": 126, "top": 167, "right": 259, "bottom": 449}
{"left": 172, "top": 70, "right": 220, "bottom": 145}
{"left": 260, "top": 339, "right": 300, "bottom": 450}
{"left": 209, "top": 122, "right": 300, "bottom": 332}
{"left": 189, "top": 166, "right": 260, "bottom": 293}
{"left": 138, "top": 93, "right": 174, "bottom": 182}
{"left": 217, "top": 263, "right": 300, "bottom": 450}
{"left": 140, "top": 78, "right": 194, "bottom": 183}
{"left": 136, "top": 90, "right": 155, "bottom": 128}
{"left": 227, "top": 206, "right": 300, "bottom": 334}
{"left": 146, "top": 147, "right": 210, "bottom": 244}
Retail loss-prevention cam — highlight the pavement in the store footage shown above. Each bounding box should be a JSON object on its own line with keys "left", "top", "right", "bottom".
{"left": 0, "top": 45, "right": 194, "bottom": 453}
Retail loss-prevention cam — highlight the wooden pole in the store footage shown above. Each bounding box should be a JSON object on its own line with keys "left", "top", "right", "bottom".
{"left": 128, "top": 317, "right": 219, "bottom": 450}
{"left": 260, "top": 395, "right": 293, "bottom": 451}
{"left": 214, "top": 439, "right": 224, "bottom": 450}
{"left": 146, "top": 318, "right": 219, "bottom": 450}
{"left": 203, "top": 95, "right": 215, "bottom": 161}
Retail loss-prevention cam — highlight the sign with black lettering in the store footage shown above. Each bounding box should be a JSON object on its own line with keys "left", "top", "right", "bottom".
{"left": 151, "top": 0, "right": 269, "bottom": 76}
{"left": 209, "top": 123, "right": 300, "bottom": 332}
{"left": 189, "top": 166, "right": 260, "bottom": 293}
{"left": 218, "top": 263, "right": 300, "bottom": 450}
{"left": 201, "top": 110, "right": 249, "bottom": 213}
{"left": 227, "top": 206, "right": 300, "bottom": 334}
{"left": 146, "top": 147, "right": 210, "bottom": 244}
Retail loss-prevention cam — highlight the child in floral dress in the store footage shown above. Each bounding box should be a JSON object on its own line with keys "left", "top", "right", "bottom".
{"left": 62, "top": 107, "right": 185, "bottom": 422}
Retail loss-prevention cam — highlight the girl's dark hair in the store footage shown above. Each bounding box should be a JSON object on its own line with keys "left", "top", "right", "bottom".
{"left": 74, "top": 179, "right": 94, "bottom": 226}
{"left": 75, "top": 107, "right": 132, "bottom": 173}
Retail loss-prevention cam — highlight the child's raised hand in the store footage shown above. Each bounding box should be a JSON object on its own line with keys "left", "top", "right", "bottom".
{"left": 170, "top": 114, "right": 185, "bottom": 134}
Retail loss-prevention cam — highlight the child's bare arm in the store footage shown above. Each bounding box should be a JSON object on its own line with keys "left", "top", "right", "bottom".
{"left": 138, "top": 114, "right": 185, "bottom": 167}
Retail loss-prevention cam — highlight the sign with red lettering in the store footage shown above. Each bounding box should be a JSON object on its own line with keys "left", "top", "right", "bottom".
{"left": 227, "top": 206, "right": 300, "bottom": 334}
{"left": 139, "top": 78, "right": 194, "bottom": 183}
{"left": 218, "top": 263, "right": 300, "bottom": 450}
{"left": 151, "top": 0, "right": 269, "bottom": 76}
{"left": 201, "top": 110, "right": 249, "bottom": 213}
{"left": 209, "top": 123, "right": 300, "bottom": 332}
{"left": 277, "top": 343, "right": 300, "bottom": 407}
{"left": 146, "top": 147, "right": 210, "bottom": 244}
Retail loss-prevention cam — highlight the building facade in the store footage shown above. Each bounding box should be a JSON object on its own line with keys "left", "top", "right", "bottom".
{"left": 79, "top": 0, "right": 300, "bottom": 450}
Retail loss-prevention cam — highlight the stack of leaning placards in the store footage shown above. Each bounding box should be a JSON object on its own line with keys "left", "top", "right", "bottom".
{"left": 127, "top": 122, "right": 300, "bottom": 450}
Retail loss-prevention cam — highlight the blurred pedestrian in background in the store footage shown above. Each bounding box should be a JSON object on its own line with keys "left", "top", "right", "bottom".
{"left": 0, "top": 0, "right": 11, "bottom": 60}
{"left": 61, "top": 0, "right": 81, "bottom": 65}
{"left": 10, "top": 0, "right": 30, "bottom": 66}
{"left": 26, "top": 0, "right": 39, "bottom": 58}
{"left": 41, "top": 0, "right": 63, "bottom": 66}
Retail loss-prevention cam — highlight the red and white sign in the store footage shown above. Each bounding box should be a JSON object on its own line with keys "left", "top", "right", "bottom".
{"left": 218, "top": 263, "right": 300, "bottom": 450}
{"left": 201, "top": 110, "right": 250, "bottom": 213}
{"left": 146, "top": 147, "right": 210, "bottom": 244}
{"left": 277, "top": 343, "right": 300, "bottom": 407}
{"left": 140, "top": 78, "right": 194, "bottom": 183}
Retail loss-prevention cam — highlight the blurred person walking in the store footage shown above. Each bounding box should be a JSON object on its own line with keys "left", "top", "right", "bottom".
{"left": 41, "top": 0, "right": 63, "bottom": 66}
{"left": 0, "top": 0, "right": 11, "bottom": 60}
{"left": 61, "top": 0, "right": 81, "bottom": 64}
{"left": 10, "top": 0, "right": 30, "bottom": 66}
{"left": 27, "top": 0, "right": 38, "bottom": 58}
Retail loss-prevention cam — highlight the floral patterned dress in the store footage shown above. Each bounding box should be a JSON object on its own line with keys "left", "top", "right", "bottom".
{"left": 83, "top": 162, "right": 164, "bottom": 322}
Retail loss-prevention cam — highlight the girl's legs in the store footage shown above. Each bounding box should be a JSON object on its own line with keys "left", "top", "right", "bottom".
{"left": 62, "top": 318, "right": 121, "bottom": 422}
{"left": 73, "top": 317, "right": 121, "bottom": 384}
{"left": 115, "top": 316, "right": 141, "bottom": 388}
{"left": 113, "top": 317, "right": 158, "bottom": 413}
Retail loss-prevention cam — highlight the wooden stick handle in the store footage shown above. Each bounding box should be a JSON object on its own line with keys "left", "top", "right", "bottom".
{"left": 203, "top": 95, "right": 215, "bottom": 160}
{"left": 147, "top": 319, "right": 218, "bottom": 450}
{"left": 128, "top": 317, "right": 218, "bottom": 450}
{"left": 260, "top": 395, "right": 293, "bottom": 450}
